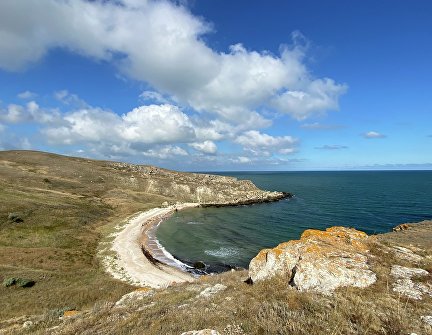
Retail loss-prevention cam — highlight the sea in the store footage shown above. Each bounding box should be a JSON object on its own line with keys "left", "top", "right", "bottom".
{"left": 156, "top": 171, "right": 432, "bottom": 273}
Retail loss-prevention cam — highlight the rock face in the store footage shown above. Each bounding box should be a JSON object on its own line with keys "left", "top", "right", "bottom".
{"left": 390, "top": 265, "right": 431, "bottom": 300}
{"left": 115, "top": 288, "right": 154, "bottom": 308}
{"left": 248, "top": 227, "right": 376, "bottom": 294}
{"left": 198, "top": 284, "right": 227, "bottom": 298}
{"left": 110, "top": 162, "right": 291, "bottom": 206}
{"left": 393, "top": 223, "right": 410, "bottom": 232}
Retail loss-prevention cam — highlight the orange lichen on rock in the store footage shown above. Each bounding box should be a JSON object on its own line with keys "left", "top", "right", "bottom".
{"left": 301, "top": 226, "right": 368, "bottom": 241}
{"left": 135, "top": 287, "right": 152, "bottom": 292}
{"left": 63, "top": 310, "right": 80, "bottom": 318}
{"left": 248, "top": 226, "right": 376, "bottom": 294}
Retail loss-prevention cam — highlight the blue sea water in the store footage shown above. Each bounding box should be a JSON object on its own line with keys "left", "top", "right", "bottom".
{"left": 156, "top": 171, "right": 432, "bottom": 271}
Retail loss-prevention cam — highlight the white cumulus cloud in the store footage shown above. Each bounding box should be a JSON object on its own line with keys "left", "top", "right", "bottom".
{"left": 120, "top": 105, "right": 196, "bottom": 144}
{"left": 235, "top": 130, "right": 298, "bottom": 156}
{"left": 189, "top": 140, "right": 217, "bottom": 154}
{"left": 0, "top": 0, "right": 346, "bottom": 123}
{"left": 43, "top": 104, "right": 197, "bottom": 146}
{"left": 363, "top": 131, "right": 386, "bottom": 139}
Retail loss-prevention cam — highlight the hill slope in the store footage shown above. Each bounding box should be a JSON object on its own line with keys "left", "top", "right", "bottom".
{"left": 0, "top": 150, "right": 287, "bottom": 322}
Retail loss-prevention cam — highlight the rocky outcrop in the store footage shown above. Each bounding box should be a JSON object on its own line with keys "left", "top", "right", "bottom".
{"left": 390, "top": 265, "right": 431, "bottom": 300}
{"left": 248, "top": 227, "right": 376, "bottom": 294}
{"left": 391, "top": 245, "right": 423, "bottom": 263}
{"left": 115, "top": 288, "right": 154, "bottom": 308}
{"left": 393, "top": 223, "right": 411, "bottom": 232}
{"left": 110, "top": 162, "right": 292, "bottom": 206}
{"left": 198, "top": 284, "right": 227, "bottom": 298}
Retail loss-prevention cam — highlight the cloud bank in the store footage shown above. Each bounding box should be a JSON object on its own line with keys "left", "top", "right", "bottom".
{"left": 0, "top": 0, "right": 349, "bottom": 168}
{"left": 0, "top": 0, "right": 346, "bottom": 124}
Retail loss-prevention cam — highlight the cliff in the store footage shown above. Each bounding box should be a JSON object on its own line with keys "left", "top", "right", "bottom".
{"left": 109, "top": 161, "right": 290, "bottom": 206}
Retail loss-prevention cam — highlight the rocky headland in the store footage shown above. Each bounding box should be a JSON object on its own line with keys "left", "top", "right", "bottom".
{"left": 109, "top": 161, "right": 292, "bottom": 206}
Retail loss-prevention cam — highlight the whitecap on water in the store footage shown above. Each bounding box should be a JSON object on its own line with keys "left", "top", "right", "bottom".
{"left": 186, "top": 221, "right": 203, "bottom": 225}
{"left": 204, "top": 247, "right": 239, "bottom": 258}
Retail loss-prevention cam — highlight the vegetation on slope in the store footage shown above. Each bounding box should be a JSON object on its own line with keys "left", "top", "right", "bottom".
{"left": 0, "top": 150, "right": 430, "bottom": 334}
{"left": 24, "top": 222, "right": 431, "bottom": 335}
{"left": 0, "top": 150, "right": 273, "bottom": 322}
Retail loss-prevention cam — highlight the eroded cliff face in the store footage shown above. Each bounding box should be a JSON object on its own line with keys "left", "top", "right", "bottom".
{"left": 248, "top": 227, "right": 377, "bottom": 294}
{"left": 109, "top": 162, "right": 289, "bottom": 205}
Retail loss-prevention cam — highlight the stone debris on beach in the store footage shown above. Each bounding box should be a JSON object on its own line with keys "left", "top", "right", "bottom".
{"left": 390, "top": 265, "right": 431, "bottom": 300}
{"left": 248, "top": 227, "right": 376, "bottom": 294}
{"left": 199, "top": 284, "right": 227, "bottom": 298}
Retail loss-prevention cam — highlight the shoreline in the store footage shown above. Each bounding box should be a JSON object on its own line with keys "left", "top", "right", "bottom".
{"left": 140, "top": 203, "right": 201, "bottom": 275}
{"left": 139, "top": 194, "right": 294, "bottom": 278}
{"left": 105, "top": 193, "right": 293, "bottom": 288}
{"left": 107, "top": 203, "right": 199, "bottom": 289}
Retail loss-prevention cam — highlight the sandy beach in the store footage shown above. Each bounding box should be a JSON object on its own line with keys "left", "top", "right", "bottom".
{"left": 109, "top": 203, "right": 199, "bottom": 288}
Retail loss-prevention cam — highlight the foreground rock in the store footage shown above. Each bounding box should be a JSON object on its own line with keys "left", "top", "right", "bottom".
{"left": 248, "top": 226, "right": 376, "bottom": 294}
{"left": 198, "top": 284, "right": 227, "bottom": 298}
{"left": 390, "top": 265, "right": 431, "bottom": 300}
{"left": 115, "top": 288, "right": 154, "bottom": 308}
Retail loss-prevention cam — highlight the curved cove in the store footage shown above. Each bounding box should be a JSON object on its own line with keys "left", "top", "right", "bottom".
{"left": 156, "top": 171, "right": 432, "bottom": 271}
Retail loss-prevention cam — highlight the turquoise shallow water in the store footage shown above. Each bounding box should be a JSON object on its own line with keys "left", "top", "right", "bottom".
{"left": 156, "top": 171, "right": 432, "bottom": 272}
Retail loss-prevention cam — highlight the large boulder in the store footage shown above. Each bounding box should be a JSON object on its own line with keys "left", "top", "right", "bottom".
{"left": 248, "top": 226, "right": 376, "bottom": 294}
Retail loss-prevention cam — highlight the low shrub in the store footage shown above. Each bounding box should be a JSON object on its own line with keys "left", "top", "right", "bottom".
{"left": 7, "top": 212, "right": 24, "bottom": 223}
{"left": 16, "top": 278, "right": 36, "bottom": 288}
{"left": 3, "top": 277, "right": 35, "bottom": 288}
{"left": 3, "top": 278, "right": 16, "bottom": 287}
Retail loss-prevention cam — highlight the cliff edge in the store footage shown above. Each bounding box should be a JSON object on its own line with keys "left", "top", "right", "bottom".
{"left": 248, "top": 221, "right": 432, "bottom": 300}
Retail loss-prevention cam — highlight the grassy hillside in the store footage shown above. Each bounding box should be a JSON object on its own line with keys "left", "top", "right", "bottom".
{"left": 24, "top": 222, "right": 431, "bottom": 335}
{"left": 0, "top": 150, "right": 276, "bottom": 322}
{"left": 0, "top": 151, "right": 160, "bottom": 321}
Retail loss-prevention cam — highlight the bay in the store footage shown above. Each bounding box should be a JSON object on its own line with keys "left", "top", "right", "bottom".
{"left": 156, "top": 171, "right": 432, "bottom": 271}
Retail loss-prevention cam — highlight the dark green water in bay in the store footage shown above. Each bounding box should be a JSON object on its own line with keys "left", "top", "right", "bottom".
{"left": 156, "top": 171, "right": 432, "bottom": 272}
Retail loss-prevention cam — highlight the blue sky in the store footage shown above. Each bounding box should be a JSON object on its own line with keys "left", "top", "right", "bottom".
{"left": 0, "top": 0, "right": 431, "bottom": 171}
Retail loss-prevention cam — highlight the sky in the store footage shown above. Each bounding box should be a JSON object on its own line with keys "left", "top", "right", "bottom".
{"left": 0, "top": 0, "right": 431, "bottom": 171}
